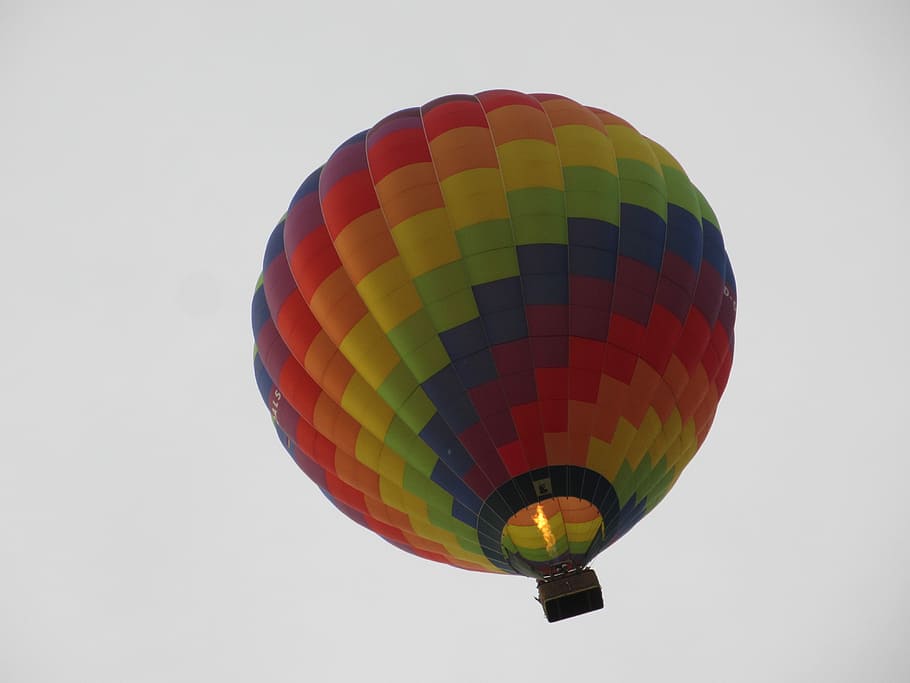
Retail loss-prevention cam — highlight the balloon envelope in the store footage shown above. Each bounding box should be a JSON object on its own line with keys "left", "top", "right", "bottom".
{"left": 252, "top": 90, "right": 736, "bottom": 578}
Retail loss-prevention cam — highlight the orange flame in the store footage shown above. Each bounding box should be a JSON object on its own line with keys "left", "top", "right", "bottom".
{"left": 533, "top": 504, "right": 557, "bottom": 555}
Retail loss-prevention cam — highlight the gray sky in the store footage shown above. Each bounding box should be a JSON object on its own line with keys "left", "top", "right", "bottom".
{"left": 3, "top": 1, "right": 909, "bottom": 681}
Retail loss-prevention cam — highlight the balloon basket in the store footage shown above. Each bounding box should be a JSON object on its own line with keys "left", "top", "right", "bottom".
{"left": 536, "top": 568, "right": 603, "bottom": 622}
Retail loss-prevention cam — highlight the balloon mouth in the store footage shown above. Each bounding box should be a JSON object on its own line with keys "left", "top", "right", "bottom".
{"left": 501, "top": 497, "right": 605, "bottom": 576}
{"left": 476, "top": 465, "right": 620, "bottom": 576}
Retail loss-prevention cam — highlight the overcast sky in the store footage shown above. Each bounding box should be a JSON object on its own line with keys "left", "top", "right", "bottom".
{"left": 2, "top": 1, "right": 909, "bottom": 681}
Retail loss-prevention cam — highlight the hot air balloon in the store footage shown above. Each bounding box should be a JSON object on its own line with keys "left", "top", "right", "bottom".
{"left": 251, "top": 90, "right": 736, "bottom": 622}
